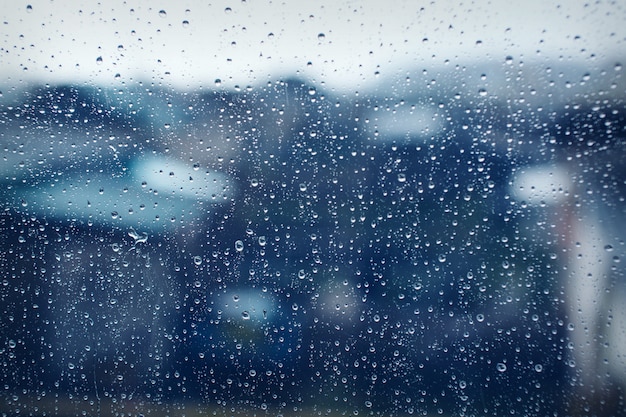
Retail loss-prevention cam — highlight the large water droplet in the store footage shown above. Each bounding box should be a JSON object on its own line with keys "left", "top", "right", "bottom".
{"left": 128, "top": 227, "right": 148, "bottom": 243}
{"left": 235, "top": 240, "right": 244, "bottom": 252}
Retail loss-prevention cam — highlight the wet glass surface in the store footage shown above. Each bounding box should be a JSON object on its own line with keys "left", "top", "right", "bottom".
{"left": 1, "top": 1, "right": 625, "bottom": 416}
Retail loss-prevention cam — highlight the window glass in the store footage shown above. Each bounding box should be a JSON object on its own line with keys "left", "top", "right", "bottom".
{"left": 1, "top": 1, "right": 625, "bottom": 415}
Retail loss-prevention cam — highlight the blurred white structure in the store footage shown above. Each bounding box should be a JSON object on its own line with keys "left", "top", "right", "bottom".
{"left": 513, "top": 163, "right": 626, "bottom": 406}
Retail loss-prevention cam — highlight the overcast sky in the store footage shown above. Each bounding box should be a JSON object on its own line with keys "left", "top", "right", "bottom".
{"left": 1, "top": 0, "right": 624, "bottom": 92}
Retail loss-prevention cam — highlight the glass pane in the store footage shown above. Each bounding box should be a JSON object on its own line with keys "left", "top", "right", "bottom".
{"left": 1, "top": 1, "right": 624, "bottom": 415}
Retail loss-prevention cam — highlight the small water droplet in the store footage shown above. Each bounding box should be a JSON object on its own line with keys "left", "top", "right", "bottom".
{"left": 496, "top": 363, "right": 507, "bottom": 372}
{"left": 317, "top": 33, "right": 326, "bottom": 41}
{"left": 96, "top": 56, "right": 103, "bottom": 64}
{"left": 158, "top": 10, "right": 167, "bottom": 18}
{"left": 111, "top": 211, "right": 119, "bottom": 219}
{"left": 193, "top": 256, "right": 202, "bottom": 265}
{"left": 505, "top": 55, "right": 513, "bottom": 65}
{"left": 534, "top": 364, "right": 543, "bottom": 372}
{"left": 397, "top": 173, "right": 406, "bottom": 183}
{"left": 235, "top": 240, "right": 244, "bottom": 252}
{"left": 241, "top": 311, "right": 250, "bottom": 320}
{"left": 182, "top": 20, "right": 189, "bottom": 28}
{"left": 26, "top": 5, "right": 33, "bottom": 12}
{"left": 476, "top": 313, "right": 485, "bottom": 322}
{"left": 478, "top": 88, "right": 488, "bottom": 97}
{"left": 604, "top": 244, "right": 614, "bottom": 252}
{"left": 224, "top": 7, "right": 232, "bottom": 13}
{"left": 214, "top": 79, "right": 222, "bottom": 86}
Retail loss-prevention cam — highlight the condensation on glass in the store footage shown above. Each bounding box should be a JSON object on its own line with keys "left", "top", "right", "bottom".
{"left": 1, "top": 1, "right": 625, "bottom": 416}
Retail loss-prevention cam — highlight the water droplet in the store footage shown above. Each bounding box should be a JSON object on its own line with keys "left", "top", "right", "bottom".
{"left": 397, "top": 173, "right": 406, "bottom": 183}
{"left": 534, "top": 364, "right": 543, "bottom": 372}
{"left": 26, "top": 5, "right": 33, "bottom": 12}
{"left": 224, "top": 7, "right": 232, "bottom": 13}
{"left": 249, "top": 369, "right": 256, "bottom": 377}
{"left": 158, "top": 10, "right": 167, "bottom": 18}
{"left": 299, "top": 183, "right": 307, "bottom": 192}
{"left": 128, "top": 227, "right": 148, "bottom": 243}
{"left": 111, "top": 211, "right": 119, "bottom": 219}
{"left": 505, "top": 55, "right": 513, "bottom": 65}
{"left": 214, "top": 79, "right": 222, "bottom": 86}
{"left": 604, "top": 244, "right": 614, "bottom": 252}
{"left": 8, "top": 340, "right": 16, "bottom": 349}
{"left": 193, "top": 256, "right": 202, "bottom": 265}
{"left": 182, "top": 20, "right": 189, "bottom": 28}
{"left": 438, "top": 254, "right": 447, "bottom": 263}
{"left": 68, "top": 362, "right": 75, "bottom": 370}
{"left": 308, "top": 87, "right": 317, "bottom": 96}
{"left": 258, "top": 236, "right": 267, "bottom": 246}
{"left": 235, "top": 240, "right": 244, "bottom": 252}
{"left": 317, "top": 33, "right": 326, "bottom": 41}
{"left": 476, "top": 313, "right": 485, "bottom": 322}
{"left": 496, "top": 363, "right": 507, "bottom": 372}
{"left": 233, "top": 294, "right": 240, "bottom": 302}
{"left": 250, "top": 178, "right": 259, "bottom": 187}
{"left": 96, "top": 56, "right": 103, "bottom": 64}
{"left": 241, "top": 311, "right": 250, "bottom": 320}
{"left": 478, "top": 88, "right": 488, "bottom": 97}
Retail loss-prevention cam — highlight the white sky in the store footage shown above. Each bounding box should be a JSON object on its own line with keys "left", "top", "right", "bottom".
{"left": 1, "top": 0, "right": 624, "bottom": 92}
